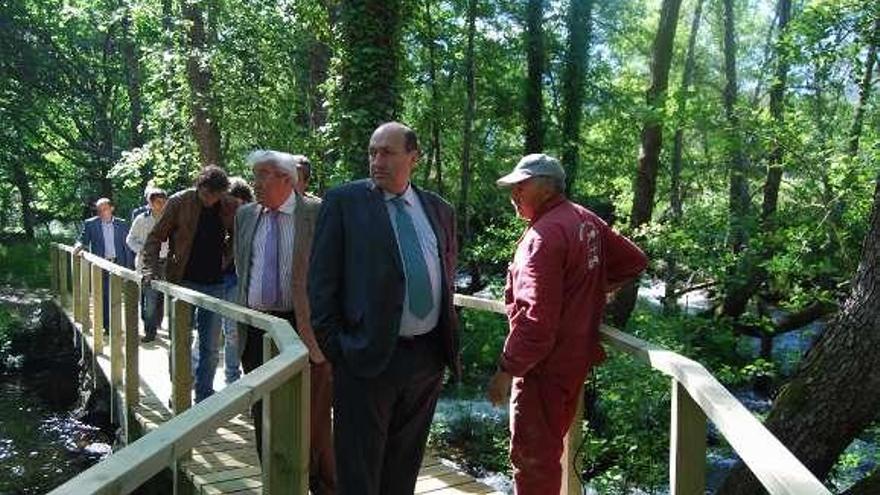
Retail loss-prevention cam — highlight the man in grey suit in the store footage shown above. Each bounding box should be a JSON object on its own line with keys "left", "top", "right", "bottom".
{"left": 234, "top": 150, "right": 334, "bottom": 494}
{"left": 309, "top": 122, "right": 459, "bottom": 495}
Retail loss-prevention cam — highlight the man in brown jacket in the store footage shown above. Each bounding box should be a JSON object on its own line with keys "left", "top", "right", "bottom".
{"left": 142, "top": 166, "right": 241, "bottom": 403}
{"left": 234, "top": 150, "right": 334, "bottom": 493}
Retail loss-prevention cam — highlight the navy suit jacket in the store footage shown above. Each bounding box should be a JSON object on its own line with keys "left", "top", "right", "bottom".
{"left": 308, "top": 179, "right": 460, "bottom": 379}
{"left": 77, "top": 217, "right": 135, "bottom": 269}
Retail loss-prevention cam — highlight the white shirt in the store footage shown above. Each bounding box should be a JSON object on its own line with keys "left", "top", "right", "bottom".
{"left": 127, "top": 211, "right": 169, "bottom": 270}
{"left": 101, "top": 220, "right": 116, "bottom": 259}
{"left": 383, "top": 184, "right": 442, "bottom": 336}
{"left": 248, "top": 191, "right": 296, "bottom": 311}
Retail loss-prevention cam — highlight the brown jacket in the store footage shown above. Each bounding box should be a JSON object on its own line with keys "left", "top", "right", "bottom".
{"left": 234, "top": 193, "right": 321, "bottom": 353}
{"left": 143, "top": 188, "right": 241, "bottom": 283}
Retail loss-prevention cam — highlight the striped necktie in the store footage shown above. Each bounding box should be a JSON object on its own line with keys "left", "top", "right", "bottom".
{"left": 261, "top": 210, "right": 280, "bottom": 307}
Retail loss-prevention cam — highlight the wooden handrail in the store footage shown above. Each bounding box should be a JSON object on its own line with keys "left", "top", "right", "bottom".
{"left": 453, "top": 294, "right": 830, "bottom": 495}
{"left": 47, "top": 244, "right": 310, "bottom": 495}
{"left": 46, "top": 250, "right": 829, "bottom": 495}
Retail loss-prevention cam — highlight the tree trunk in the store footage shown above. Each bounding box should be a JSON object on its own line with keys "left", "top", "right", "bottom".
{"left": 723, "top": 0, "right": 749, "bottom": 254}
{"left": 459, "top": 0, "right": 477, "bottom": 243}
{"left": 523, "top": 0, "right": 544, "bottom": 154}
{"left": 182, "top": 0, "right": 223, "bottom": 168}
{"left": 10, "top": 160, "right": 35, "bottom": 239}
{"left": 560, "top": 0, "right": 594, "bottom": 193}
{"left": 630, "top": 0, "right": 683, "bottom": 229}
{"left": 848, "top": 15, "right": 880, "bottom": 158}
{"left": 664, "top": 0, "right": 704, "bottom": 308}
{"left": 606, "top": 0, "right": 682, "bottom": 327}
{"left": 669, "top": 0, "right": 703, "bottom": 221}
{"left": 718, "top": 180, "right": 880, "bottom": 494}
{"left": 119, "top": 4, "right": 148, "bottom": 189}
{"left": 423, "top": 0, "right": 442, "bottom": 193}
{"left": 307, "top": 38, "right": 331, "bottom": 193}
{"left": 336, "top": 0, "right": 404, "bottom": 178}
{"left": 721, "top": 0, "right": 792, "bottom": 319}
{"left": 760, "top": 0, "right": 791, "bottom": 223}
{"left": 95, "top": 29, "right": 115, "bottom": 199}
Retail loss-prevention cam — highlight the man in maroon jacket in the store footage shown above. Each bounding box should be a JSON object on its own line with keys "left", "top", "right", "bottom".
{"left": 487, "top": 153, "right": 647, "bottom": 495}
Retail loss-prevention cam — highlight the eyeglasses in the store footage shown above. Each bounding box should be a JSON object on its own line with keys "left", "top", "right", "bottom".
{"left": 254, "top": 169, "right": 288, "bottom": 182}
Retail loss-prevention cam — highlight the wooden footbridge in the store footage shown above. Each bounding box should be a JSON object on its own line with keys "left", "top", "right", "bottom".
{"left": 46, "top": 243, "right": 831, "bottom": 495}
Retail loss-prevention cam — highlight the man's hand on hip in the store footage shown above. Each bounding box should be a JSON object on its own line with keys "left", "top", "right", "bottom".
{"left": 487, "top": 369, "right": 512, "bottom": 407}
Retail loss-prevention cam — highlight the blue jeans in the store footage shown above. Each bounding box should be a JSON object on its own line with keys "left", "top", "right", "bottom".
{"left": 142, "top": 260, "right": 166, "bottom": 338}
{"left": 222, "top": 272, "right": 241, "bottom": 384}
{"left": 182, "top": 280, "right": 224, "bottom": 403}
{"left": 142, "top": 287, "right": 163, "bottom": 338}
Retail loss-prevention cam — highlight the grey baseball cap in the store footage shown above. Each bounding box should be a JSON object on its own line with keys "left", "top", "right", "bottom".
{"left": 496, "top": 153, "right": 566, "bottom": 187}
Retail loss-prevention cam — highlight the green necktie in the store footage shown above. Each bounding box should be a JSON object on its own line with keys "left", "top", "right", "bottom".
{"left": 390, "top": 196, "right": 434, "bottom": 318}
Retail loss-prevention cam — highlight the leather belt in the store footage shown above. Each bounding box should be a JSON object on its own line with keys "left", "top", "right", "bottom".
{"left": 397, "top": 330, "right": 436, "bottom": 348}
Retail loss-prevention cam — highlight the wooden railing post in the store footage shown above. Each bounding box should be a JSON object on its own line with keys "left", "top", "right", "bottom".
{"left": 109, "top": 273, "right": 123, "bottom": 425}
{"left": 171, "top": 298, "right": 193, "bottom": 415}
{"left": 91, "top": 263, "right": 105, "bottom": 354}
{"left": 123, "top": 279, "right": 141, "bottom": 443}
{"left": 59, "top": 250, "right": 70, "bottom": 310}
{"left": 72, "top": 255, "right": 82, "bottom": 323}
{"left": 80, "top": 257, "right": 92, "bottom": 333}
{"left": 164, "top": 292, "right": 172, "bottom": 335}
{"left": 562, "top": 382, "right": 585, "bottom": 495}
{"left": 670, "top": 380, "right": 707, "bottom": 495}
{"left": 263, "top": 334, "right": 309, "bottom": 494}
{"left": 50, "top": 247, "right": 58, "bottom": 294}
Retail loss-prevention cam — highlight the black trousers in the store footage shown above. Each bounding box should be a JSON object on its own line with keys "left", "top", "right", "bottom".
{"left": 333, "top": 333, "right": 444, "bottom": 495}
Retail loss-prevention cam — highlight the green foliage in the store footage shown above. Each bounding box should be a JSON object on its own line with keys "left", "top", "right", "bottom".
{"left": 0, "top": 241, "right": 51, "bottom": 289}
{"left": 457, "top": 307, "right": 509, "bottom": 387}
{"left": 429, "top": 406, "right": 510, "bottom": 475}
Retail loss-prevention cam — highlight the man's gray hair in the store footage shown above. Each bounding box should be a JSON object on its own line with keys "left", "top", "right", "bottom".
{"left": 532, "top": 175, "right": 565, "bottom": 194}
{"left": 247, "top": 149, "right": 299, "bottom": 183}
{"left": 95, "top": 197, "right": 113, "bottom": 207}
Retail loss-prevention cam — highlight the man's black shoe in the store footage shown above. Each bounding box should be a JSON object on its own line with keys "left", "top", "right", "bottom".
{"left": 141, "top": 335, "right": 156, "bottom": 343}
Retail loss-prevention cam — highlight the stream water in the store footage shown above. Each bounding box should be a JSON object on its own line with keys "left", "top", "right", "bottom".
{"left": 0, "top": 290, "right": 113, "bottom": 495}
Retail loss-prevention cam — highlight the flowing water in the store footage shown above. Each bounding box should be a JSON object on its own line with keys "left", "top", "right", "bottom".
{"left": 0, "top": 374, "right": 111, "bottom": 494}
{"left": 0, "top": 290, "right": 112, "bottom": 494}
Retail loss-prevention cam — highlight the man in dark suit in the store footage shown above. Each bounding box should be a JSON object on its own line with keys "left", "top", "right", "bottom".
{"left": 309, "top": 122, "right": 459, "bottom": 495}
{"left": 73, "top": 197, "right": 135, "bottom": 328}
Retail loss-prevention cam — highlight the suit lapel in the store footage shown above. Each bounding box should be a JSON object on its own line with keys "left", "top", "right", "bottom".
{"left": 292, "top": 194, "right": 308, "bottom": 290}
{"left": 92, "top": 219, "right": 105, "bottom": 257}
{"left": 238, "top": 204, "right": 260, "bottom": 294}
{"left": 241, "top": 204, "right": 261, "bottom": 264}
{"left": 366, "top": 181, "right": 404, "bottom": 274}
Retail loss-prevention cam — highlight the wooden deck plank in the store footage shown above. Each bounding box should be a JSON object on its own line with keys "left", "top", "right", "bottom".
{"left": 190, "top": 467, "right": 262, "bottom": 486}
{"left": 199, "top": 477, "right": 262, "bottom": 495}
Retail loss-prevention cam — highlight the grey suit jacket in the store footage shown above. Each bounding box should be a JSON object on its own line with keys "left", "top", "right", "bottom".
{"left": 308, "top": 179, "right": 460, "bottom": 379}
{"left": 234, "top": 193, "right": 321, "bottom": 338}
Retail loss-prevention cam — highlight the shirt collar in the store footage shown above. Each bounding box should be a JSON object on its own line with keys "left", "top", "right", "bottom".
{"left": 383, "top": 183, "right": 416, "bottom": 206}
{"left": 530, "top": 194, "right": 566, "bottom": 225}
{"left": 263, "top": 190, "right": 297, "bottom": 215}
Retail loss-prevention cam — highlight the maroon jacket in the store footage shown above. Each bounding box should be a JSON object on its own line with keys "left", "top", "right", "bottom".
{"left": 500, "top": 196, "right": 647, "bottom": 379}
